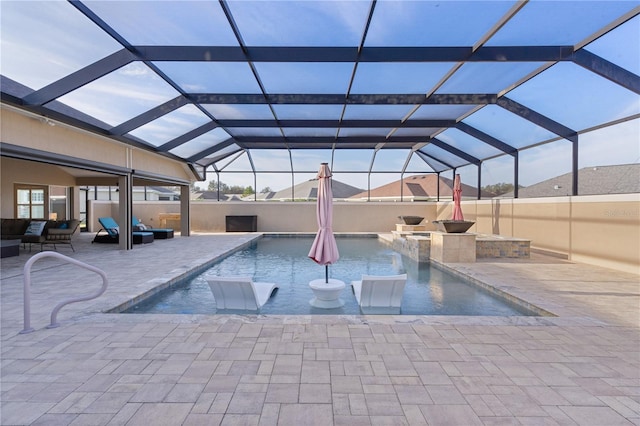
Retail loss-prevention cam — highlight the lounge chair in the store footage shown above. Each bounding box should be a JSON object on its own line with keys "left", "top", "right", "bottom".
{"left": 92, "top": 217, "right": 154, "bottom": 244}
{"left": 351, "top": 274, "right": 407, "bottom": 313}
{"left": 206, "top": 276, "right": 279, "bottom": 311}
{"left": 132, "top": 216, "right": 174, "bottom": 239}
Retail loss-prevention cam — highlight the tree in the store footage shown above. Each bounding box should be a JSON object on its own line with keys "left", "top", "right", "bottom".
{"left": 227, "top": 185, "right": 245, "bottom": 194}
{"left": 204, "top": 179, "right": 262, "bottom": 195}
{"left": 481, "top": 183, "right": 524, "bottom": 196}
{"left": 207, "top": 180, "right": 231, "bottom": 193}
{"left": 260, "top": 187, "right": 273, "bottom": 193}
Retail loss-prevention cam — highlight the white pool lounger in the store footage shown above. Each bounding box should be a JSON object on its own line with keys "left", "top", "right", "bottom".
{"left": 206, "top": 276, "right": 279, "bottom": 311}
{"left": 351, "top": 274, "right": 407, "bottom": 314}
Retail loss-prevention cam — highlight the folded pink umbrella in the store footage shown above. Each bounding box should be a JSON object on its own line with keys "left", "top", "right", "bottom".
{"left": 452, "top": 174, "right": 464, "bottom": 221}
{"left": 308, "top": 163, "right": 339, "bottom": 283}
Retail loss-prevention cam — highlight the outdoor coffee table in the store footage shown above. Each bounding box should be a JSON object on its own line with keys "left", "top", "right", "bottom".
{"left": 1, "top": 239, "right": 21, "bottom": 258}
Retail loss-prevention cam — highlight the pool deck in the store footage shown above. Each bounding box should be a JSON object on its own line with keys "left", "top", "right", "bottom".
{"left": 1, "top": 233, "right": 638, "bottom": 425}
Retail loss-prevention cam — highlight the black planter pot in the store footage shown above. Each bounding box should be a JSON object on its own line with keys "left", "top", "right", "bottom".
{"left": 432, "top": 220, "right": 475, "bottom": 233}
{"left": 398, "top": 216, "right": 424, "bottom": 225}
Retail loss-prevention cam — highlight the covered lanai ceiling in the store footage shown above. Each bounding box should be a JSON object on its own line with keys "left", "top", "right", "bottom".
{"left": 1, "top": 0, "right": 639, "bottom": 193}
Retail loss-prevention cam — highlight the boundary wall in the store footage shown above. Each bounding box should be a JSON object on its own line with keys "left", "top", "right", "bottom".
{"left": 91, "top": 194, "right": 639, "bottom": 274}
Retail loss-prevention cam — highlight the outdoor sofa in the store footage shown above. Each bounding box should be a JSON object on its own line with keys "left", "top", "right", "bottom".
{"left": 1, "top": 218, "right": 80, "bottom": 251}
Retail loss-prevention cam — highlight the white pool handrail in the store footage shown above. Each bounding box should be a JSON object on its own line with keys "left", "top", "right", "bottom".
{"left": 21, "top": 251, "right": 108, "bottom": 334}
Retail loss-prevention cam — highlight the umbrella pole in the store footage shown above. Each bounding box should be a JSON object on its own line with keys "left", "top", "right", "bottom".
{"left": 325, "top": 265, "right": 329, "bottom": 283}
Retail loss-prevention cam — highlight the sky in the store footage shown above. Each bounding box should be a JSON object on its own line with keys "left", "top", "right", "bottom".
{"left": 196, "top": 118, "right": 640, "bottom": 193}
{"left": 1, "top": 0, "right": 638, "bottom": 194}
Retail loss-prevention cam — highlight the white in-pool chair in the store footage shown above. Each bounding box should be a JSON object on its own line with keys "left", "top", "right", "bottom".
{"left": 351, "top": 274, "right": 407, "bottom": 313}
{"left": 206, "top": 276, "right": 279, "bottom": 311}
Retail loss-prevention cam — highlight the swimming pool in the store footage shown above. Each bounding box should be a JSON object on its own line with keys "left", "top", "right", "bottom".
{"left": 123, "top": 236, "right": 537, "bottom": 316}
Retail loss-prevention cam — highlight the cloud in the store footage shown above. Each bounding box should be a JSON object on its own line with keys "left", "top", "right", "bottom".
{"left": 227, "top": 1, "right": 369, "bottom": 46}
{"left": 117, "top": 63, "right": 150, "bottom": 77}
{"left": 1, "top": 1, "right": 121, "bottom": 89}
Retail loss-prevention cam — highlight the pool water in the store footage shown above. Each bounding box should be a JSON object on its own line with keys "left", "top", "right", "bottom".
{"left": 123, "top": 236, "right": 536, "bottom": 316}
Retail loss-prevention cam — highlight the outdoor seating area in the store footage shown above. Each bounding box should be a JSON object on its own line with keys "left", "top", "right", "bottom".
{"left": 1, "top": 218, "right": 80, "bottom": 252}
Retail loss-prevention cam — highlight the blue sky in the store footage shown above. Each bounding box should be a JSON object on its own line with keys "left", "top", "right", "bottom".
{"left": 1, "top": 1, "right": 638, "bottom": 193}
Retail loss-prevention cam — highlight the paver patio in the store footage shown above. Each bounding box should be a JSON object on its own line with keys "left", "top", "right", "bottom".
{"left": 1, "top": 233, "right": 638, "bottom": 425}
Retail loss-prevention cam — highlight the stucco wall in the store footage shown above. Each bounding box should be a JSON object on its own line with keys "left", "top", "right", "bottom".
{"left": 451, "top": 195, "right": 639, "bottom": 274}
{"left": 569, "top": 196, "right": 639, "bottom": 273}
{"left": 90, "top": 200, "right": 437, "bottom": 234}
{"left": 189, "top": 202, "right": 438, "bottom": 233}
{"left": 1, "top": 106, "right": 194, "bottom": 182}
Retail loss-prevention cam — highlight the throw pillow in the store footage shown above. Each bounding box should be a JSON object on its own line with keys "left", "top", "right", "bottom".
{"left": 137, "top": 223, "right": 147, "bottom": 230}
{"left": 58, "top": 222, "right": 69, "bottom": 229}
{"left": 24, "top": 221, "right": 46, "bottom": 236}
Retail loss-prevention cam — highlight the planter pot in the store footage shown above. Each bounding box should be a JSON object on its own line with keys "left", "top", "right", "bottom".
{"left": 432, "top": 220, "right": 475, "bottom": 233}
{"left": 398, "top": 216, "right": 424, "bottom": 225}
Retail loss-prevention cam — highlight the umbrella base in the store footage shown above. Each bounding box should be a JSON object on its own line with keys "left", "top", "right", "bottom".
{"left": 309, "top": 297, "right": 344, "bottom": 309}
{"left": 309, "top": 278, "right": 345, "bottom": 309}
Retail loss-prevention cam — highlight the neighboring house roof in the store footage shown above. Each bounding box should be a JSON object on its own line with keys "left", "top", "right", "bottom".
{"left": 192, "top": 191, "right": 277, "bottom": 201}
{"left": 191, "top": 191, "right": 229, "bottom": 201}
{"left": 501, "top": 164, "right": 640, "bottom": 198}
{"left": 350, "top": 174, "right": 490, "bottom": 200}
{"left": 148, "top": 186, "right": 178, "bottom": 195}
{"left": 271, "top": 179, "right": 363, "bottom": 200}
{"left": 241, "top": 192, "right": 276, "bottom": 201}
{"left": 90, "top": 186, "right": 162, "bottom": 193}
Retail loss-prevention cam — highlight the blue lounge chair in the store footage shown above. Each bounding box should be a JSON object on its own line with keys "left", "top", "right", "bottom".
{"left": 132, "top": 216, "right": 174, "bottom": 239}
{"left": 92, "top": 217, "right": 154, "bottom": 244}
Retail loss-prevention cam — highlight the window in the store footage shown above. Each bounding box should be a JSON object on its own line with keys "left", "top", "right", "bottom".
{"left": 15, "top": 185, "right": 48, "bottom": 219}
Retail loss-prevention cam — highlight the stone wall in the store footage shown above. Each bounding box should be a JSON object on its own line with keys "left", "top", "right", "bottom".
{"left": 475, "top": 235, "right": 531, "bottom": 258}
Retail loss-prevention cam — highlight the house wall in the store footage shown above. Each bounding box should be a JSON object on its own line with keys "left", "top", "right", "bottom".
{"left": 0, "top": 106, "right": 194, "bottom": 182}
{"left": 2, "top": 106, "right": 194, "bottom": 231}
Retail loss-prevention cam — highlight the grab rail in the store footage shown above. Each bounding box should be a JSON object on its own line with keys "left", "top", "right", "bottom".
{"left": 20, "top": 251, "right": 108, "bottom": 334}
